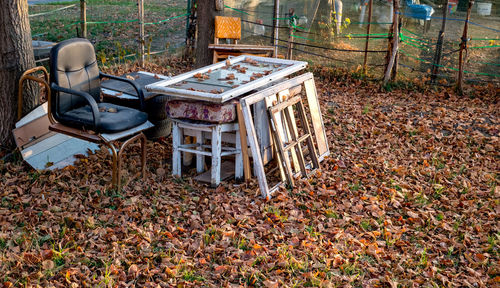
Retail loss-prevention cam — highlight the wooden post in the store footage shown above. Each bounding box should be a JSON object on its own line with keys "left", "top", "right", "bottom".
{"left": 431, "top": 0, "right": 449, "bottom": 83}
{"left": 272, "top": 0, "right": 280, "bottom": 57}
{"left": 362, "top": 0, "right": 373, "bottom": 74}
{"left": 286, "top": 8, "right": 295, "bottom": 60}
{"left": 384, "top": 8, "right": 394, "bottom": 76}
{"left": 138, "top": 0, "right": 145, "bottom": 67}
{"left": 457, "top": 0, "right": 474, "bottom": 94}
{"left": 383, "top": 0, "right": 399, "bottom": 84}
{"left": 329, "top": 0, "right": 334, "bottom": 37}
{"left": 80, "top": 0, "right": 87, "bottom": 38}
{"left": 236, "top": 103, "right": 251, "bottom": 181}
{"left": 391, "top": 15, "right": 402, "bottom": 80}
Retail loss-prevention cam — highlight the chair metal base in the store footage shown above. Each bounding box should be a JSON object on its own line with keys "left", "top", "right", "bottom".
{"left": 49, "top": 123, "right": 147, "bottom": 191}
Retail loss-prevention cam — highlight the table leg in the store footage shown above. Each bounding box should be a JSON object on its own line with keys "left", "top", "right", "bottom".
{"left": 236, "top": 103, "right": 251, "bottom": 181}
{"left": 211, "top": 125, "right": 222, "bottom": 187}
{"left": 172, "top": 121, "right": 182, "bottom": 177}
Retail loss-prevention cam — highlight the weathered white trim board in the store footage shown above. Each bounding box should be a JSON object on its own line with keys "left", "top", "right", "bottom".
{"left": 146, "top": 55, "right": 307, "bottom": 103}
{"left": 240, "top": 72, "right": 330, "bottom": 199}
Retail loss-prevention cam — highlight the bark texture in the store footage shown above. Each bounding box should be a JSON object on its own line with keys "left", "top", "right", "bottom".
{"left": 0, "top": 0, "right": 36, "bottom": 148}
{"left": 195, "top": 0, "right": 216, "bottom": 67}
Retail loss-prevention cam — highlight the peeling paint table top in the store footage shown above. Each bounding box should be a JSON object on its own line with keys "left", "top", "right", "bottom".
{"left": 145, "top": 55, "right": 307, "bottom": 103}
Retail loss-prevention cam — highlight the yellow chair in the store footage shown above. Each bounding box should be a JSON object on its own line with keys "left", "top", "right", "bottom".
{"left": 208, "top": 16, "right": 275, "bottom": 63}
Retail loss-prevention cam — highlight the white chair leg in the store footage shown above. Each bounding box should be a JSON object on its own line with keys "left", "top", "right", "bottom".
{"left": 195, "top": 130, "right": 204, "bottom": 173}
{"left": 211, "top": 125, "right": 222, "bottom": 187}
{"left": 172, "top": 122, "right": 182, "bottom": 177}
{"left": 235, "top": 130, "right": 243, "bottom": 181}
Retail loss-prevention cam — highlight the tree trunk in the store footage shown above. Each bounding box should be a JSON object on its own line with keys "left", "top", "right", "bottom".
{"left": 0, "top": 0, "right": 36, "bottom": 148}
{"left": 195, "top": 0, "right": 216, "bottom": 67}
{"left": 184, "top": 0, "right": 197, "bottom": 60}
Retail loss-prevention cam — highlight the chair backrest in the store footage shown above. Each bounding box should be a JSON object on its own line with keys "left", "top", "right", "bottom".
{"left": 214, "top": 16, "right": 241, "bottom": 44}
{"left": 49, "top": 38, "right": 101, "bottom": 116}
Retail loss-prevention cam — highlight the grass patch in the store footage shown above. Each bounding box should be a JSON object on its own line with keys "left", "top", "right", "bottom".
{"left": 236, "top": 237, "right": 251, "bottom": 252}
{"left": 348, "top": 182, "right": 362, "bottom": 191}
{"left": 362, "top": 104, "right": 372, "bottom": 115}
{"left": 37, "top": 234, "right": 53, "bottom": 247}
{"left": 360, "top": 220, "right": 372, "bottom": 231}
{"left": 182, "top": 270, "right": 205, "bottom": 282}
{"left": 436, "top": 213, "right": 444, "bottom": 221}
{"left": 202, "top": 227, "right": 220, "bottom": 245}
{"left": 418, "top": 248, "right": 428, "bottom": 268}
{"left": 0, "top": 238, "right": 7, "bottom": 250}
{"left": 325, "top": 209, "right": 339, "bottom": 219}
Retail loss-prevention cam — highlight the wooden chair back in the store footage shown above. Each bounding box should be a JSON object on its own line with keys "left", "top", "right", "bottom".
{"left": 214, "top": 16, "right": 241, "bottom": 44}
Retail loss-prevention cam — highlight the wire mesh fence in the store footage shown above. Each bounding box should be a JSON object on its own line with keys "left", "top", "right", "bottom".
{"left": 29, "top": 0, "right": 499, "bottom": 84}
{"left": 224, "top": 0, "right": 500, "bottom": 84}
{"left": 29, "top": 0, "right": 189, "bottom": 65}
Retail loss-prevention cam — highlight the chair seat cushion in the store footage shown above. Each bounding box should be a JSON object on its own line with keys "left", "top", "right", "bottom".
{"left": 166, "top": 100, "right": 236, "bottom": 123}
{"left": 63, "top": 103, "right": 148, "bottom": 133}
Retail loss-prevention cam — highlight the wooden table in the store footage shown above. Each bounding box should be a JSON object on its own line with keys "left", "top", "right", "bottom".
{"left": 145, "top": 55, "right": 308, "bottom": 183}
{"left": 145, "top": 55, "right": 307, "bottom": 103}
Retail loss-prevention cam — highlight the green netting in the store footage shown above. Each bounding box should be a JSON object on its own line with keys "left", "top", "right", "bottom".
{"left": 29, "top": 0, "right": 500, "bottom": 82}
{"left": 222, "top": 0, "right": 499, "bottom": 81}
{"left": 29, "top": 0, "right": 189, "bottom": 65}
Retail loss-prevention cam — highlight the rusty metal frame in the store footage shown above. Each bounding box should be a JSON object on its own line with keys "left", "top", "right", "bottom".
{"left": 111, "top": 132, "right": 147, "bottom": 191}
{"left": 17, "top": 66, "right": 54, "bottom": 123}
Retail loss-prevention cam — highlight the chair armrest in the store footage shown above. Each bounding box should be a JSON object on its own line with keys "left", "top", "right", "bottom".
{"left": 99, "top": 72, "right": 146, "bottom": 111}
{"left": 50, "top": 83, "right": 101, "bottom": 130}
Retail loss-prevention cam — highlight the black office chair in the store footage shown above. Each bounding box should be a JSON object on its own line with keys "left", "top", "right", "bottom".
{"left": 48, "top": 38, "right": 151, "bottom": 190}
{"left": 49, "top": 38, "right": 148, "bottom": 132}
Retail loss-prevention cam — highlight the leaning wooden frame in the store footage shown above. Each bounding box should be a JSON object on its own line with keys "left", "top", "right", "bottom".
{"left": 239, "top": 72, "right": 330, "bottom": 199}
{"left": 268, "top": 94, "right": 320, "bottom": 188}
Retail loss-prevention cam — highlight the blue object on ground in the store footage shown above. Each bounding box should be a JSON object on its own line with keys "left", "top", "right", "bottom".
{"left": 404, "top": 0, "right": 434, "bottom": 21}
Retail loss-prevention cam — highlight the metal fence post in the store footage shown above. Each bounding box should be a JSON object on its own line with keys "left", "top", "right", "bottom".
{"left": 138, "top": 0, "right": 145, "bottom": 67}
{"left": 272, "top": 0, "right": 280, "bottom": 57}
{"left": 80, "top": 0, "right": 87, "bottom": 38}
{"left": 286, "top": 8, "right": 295, "bottom": 60}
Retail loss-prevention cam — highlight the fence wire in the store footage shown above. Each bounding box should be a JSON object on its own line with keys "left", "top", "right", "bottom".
{"left": 29, "top": 0, "right": 499, "bottom": 84}
{"left": 224, "top": 0, "right": 499, "bottom": 83}
{"left": 29, "top": 0, "right": 188, "bottom": 65}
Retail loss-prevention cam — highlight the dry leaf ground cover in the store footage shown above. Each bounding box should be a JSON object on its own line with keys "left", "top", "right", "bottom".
{"left": 0, "top": 61, "right": 498, "bottom": 287}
